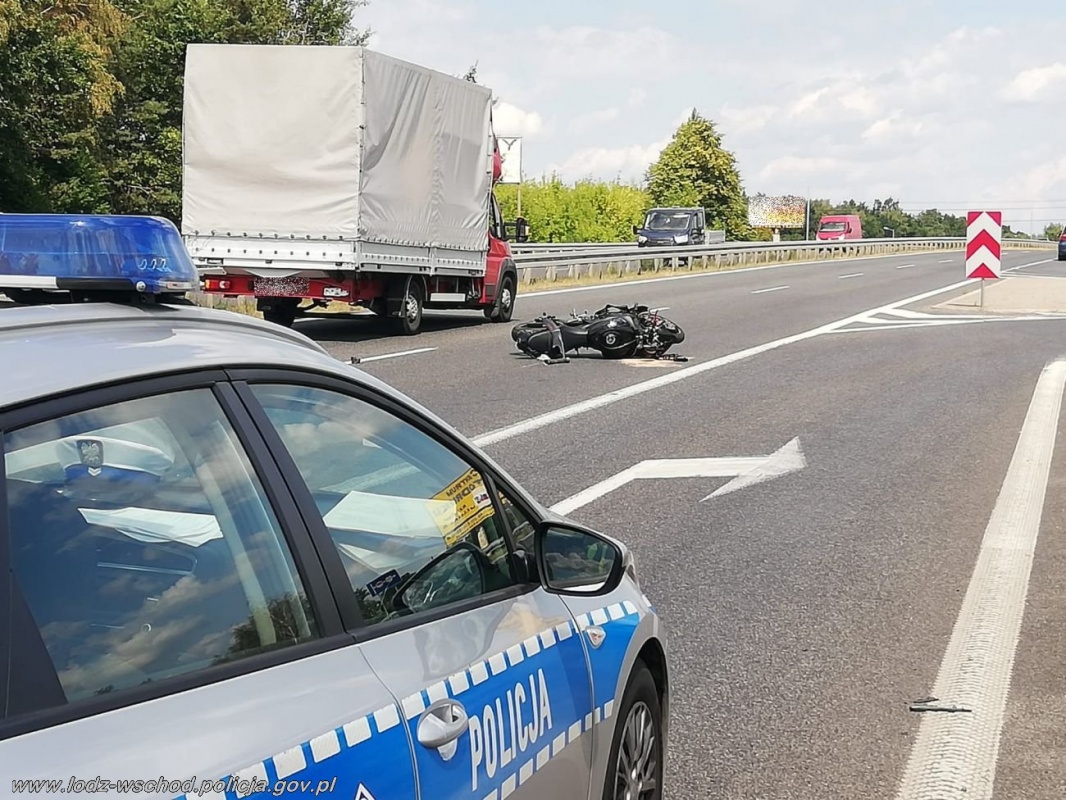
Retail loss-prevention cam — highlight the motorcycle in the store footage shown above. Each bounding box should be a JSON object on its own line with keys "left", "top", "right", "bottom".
{"left": 510, "top": 303, "right": 686, "bottom": 364}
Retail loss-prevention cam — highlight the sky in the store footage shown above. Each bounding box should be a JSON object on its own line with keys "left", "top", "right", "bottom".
{"left": 360, "top": 1, "right": 1066, "bottom": 234}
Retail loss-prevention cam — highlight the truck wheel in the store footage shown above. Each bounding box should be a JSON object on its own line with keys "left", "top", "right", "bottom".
{"left": 392, "top": 279, "right": 423, "bottom": 335}
{"left": 485, "top": 273, "right": 516, "bottom": 323}
{"left": 602, "top": 662, "right": 663, "bottom": 800}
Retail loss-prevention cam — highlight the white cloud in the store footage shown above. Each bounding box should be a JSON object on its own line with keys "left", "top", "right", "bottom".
{"left": 759, "top": 156, "right": 850, "bottom": 180}
{"left": 551, "top": 138, "right": 671, "bottom": 183}
{"left": 358, "top": 2, "right": 1066, "bottom": 233}
{"left": 493, "top": 101, "right": 545, "bottom": 138}
{"left": 789, "top": 87, "right": 830, "bottom": 119}
{"left": 1003, "top": 157, "right": 1066, "bottom": 199}
{"left": 719, "top": 104, "right": 777, "bottom": 134}
{"left": 568, "top": 107, "right": 620, "bottom": 134}
{"left": 1002, "top": 63, "right": 1066, "bottom": 102}
{"left": 862, "top": 112, "right": 925, "bottom": 141}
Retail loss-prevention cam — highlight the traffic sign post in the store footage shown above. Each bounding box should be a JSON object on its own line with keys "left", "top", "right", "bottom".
{"left": 966, "top": 211, "right": 1003, "bottom": 308}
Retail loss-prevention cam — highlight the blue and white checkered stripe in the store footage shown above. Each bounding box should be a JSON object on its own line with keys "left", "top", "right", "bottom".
{"left": 174, "top": 600, "right": 642, "bottom": 800}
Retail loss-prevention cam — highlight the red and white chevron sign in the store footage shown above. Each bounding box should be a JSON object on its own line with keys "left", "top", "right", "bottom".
{"left": 966, "top": 210, "right": 1002, "bottom": 280}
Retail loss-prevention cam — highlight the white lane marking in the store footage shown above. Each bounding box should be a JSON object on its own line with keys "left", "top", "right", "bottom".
{"left": 838, "top": 272, "right": 864, "bottom": 279}
{"left": 516, "top": 251, "right": 963, "bottom": 299}
{"left": 472, "top": 274, "right": 993, "bottom": 448}
{"left": 356, "top": 347, "right": 437, "bottom": 363}
{"left": 751, "top": 285, "right": 789, "bottom": 294}
{"left": 897, "top": 264, "right": 915, "bottom": 270}
{"left": 551, "top": 438, "right": 805, "bottom": 515}
{"left": 939, "top": 259, "right": 953, "bottom": 263}
{"left": 1007, "top": 258, "right": 1052, "bottom": 271}
{"left": 894, "top": 358, "right": 1066, "bottom": 800}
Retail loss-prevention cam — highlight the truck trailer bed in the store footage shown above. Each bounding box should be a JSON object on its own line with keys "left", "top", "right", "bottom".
{"left": 181, "top": 44, "right": 495, "bottom": 277}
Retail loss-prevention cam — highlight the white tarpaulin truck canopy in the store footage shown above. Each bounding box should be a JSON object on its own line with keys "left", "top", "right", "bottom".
{"left": 181, "top": 44, "right": 495, "bottom": 255}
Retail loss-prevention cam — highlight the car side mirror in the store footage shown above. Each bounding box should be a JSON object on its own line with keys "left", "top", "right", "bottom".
{"left": 534, "top": 521, "right": 624, "bottom": 596}
{"left": 632, "top": 225, "right": 640, "bottom": 235}
{"left": 392, "top": 542, "right": 495, "bottom": 615}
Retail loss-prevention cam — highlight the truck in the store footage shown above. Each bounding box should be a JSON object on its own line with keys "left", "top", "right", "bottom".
{"left": 180, "top": 43, "right": 521, "bottom": 334}
{"left": 815, "top": 214, "right": 862, "bottom": 241}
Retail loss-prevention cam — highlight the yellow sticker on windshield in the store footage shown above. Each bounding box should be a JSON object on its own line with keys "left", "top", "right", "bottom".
{"left": 430, "top": 469, "right": 495, "bottom": 546}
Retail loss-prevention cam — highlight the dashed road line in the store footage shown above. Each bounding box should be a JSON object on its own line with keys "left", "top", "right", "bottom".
{"left": 751, "top": 285, "right": 789, "bottom": 294}
{"left": 838, "top": 272, "right": 864, "bottom": 279}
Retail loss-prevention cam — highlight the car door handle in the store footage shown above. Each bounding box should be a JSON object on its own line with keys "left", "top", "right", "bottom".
{"left": 417, "top": 698, "right": 469, "bottom": 754}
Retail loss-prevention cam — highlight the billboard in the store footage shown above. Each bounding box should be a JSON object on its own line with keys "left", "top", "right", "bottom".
{"left": 748, "top": 194, "right": 807, "bottom": 228}
{"left": 496, "top": 136, "right": 522, "bottom": 184}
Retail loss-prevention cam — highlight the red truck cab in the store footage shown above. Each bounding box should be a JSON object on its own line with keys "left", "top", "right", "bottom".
{"left": 816, "top": 214, "right": 862, "bottom": 241}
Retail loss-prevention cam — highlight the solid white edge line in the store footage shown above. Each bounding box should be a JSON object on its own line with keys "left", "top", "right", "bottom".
{"left": 751, "top": 285, "right": 789, "bottom": 294}
{"left": 894, "top": 357, "right": 1066, "bottom": 800}
{"left": 514, "top": 250, "right": 968, "bottom": 300}
{"left": 356, "top": 347, "right": 437, "bottom": 363}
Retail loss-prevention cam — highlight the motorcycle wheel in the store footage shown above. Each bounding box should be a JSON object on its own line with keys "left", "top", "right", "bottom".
{"left": 601, "top": 342, "right": 638, "bottom": 359}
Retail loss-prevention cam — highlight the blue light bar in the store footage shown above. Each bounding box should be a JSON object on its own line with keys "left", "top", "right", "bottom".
{"left": 0, "top": 213, "right": 198, "bottom": 298}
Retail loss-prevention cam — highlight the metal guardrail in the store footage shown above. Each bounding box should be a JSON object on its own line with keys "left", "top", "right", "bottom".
{"left": 510, "top": 236, "right": 1055, "bottom": 284}
{"left": 511, "top": 231, "right": 726, "bottom": 253}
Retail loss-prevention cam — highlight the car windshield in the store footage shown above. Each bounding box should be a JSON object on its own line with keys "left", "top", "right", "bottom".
{"left": 820, "top": 221, "right": 847, "bottom": 232}
{"left": 645, "top": 212, "right": 694, "bottom": 232}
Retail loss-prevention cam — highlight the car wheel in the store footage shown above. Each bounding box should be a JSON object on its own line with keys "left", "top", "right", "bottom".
{"left": 602, "top": 663, "right": 663, "bottom": 800}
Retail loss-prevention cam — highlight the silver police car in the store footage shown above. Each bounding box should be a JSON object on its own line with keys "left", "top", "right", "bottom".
{"left": 0, "top": 214, "right": 669, "bottom": 800}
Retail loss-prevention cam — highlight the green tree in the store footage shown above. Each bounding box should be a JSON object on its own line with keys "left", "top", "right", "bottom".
{"left": 0, "top": 0, "right": 128, "bottom": 212}
{"left": 645, "top": 110, "right": 751, "bottom": 240}
{"left": 496, "top": 176, "right": 650, "bottom": 243}
{"left": 99, "top": 0, "right": 371, "bottom": 221}
{"left": 1044, "top": 222, "right": 1063, "bottom": 241}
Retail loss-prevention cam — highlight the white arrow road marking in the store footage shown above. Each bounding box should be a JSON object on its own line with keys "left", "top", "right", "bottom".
{"left": 701, "top": 437, "right": 807, "bottom": 500}
{"left": 550, "top": 438, "right": 806, "bottom": 516}
{"left": 895, "top": 358, "right": 1066, "bottom": 800}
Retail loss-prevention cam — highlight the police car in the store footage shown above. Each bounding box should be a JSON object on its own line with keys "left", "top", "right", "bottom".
{"left": 0, "top": 214, "right": 670, "bottom": 800}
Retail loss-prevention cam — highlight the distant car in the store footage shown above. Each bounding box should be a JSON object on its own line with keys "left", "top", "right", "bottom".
{"left": 634, "top": 207, "right": 707, "bottom": 247}
{"left": 1058, "top": 229, "right": 1066, "bottom": 261}
{"left": 0, "top": 214, "right": 670, "bottom": 800}
{"left": 816, "top": 214, "right": 862, "bottom": 241}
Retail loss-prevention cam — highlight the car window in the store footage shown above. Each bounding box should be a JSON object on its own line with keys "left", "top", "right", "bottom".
{"left": 247, "top": 384, "right": 519, "bottom": 626}
{"left": 497, "top": 488, "right": 536, "bottom": 553}
{"left": 2, "top": 388, "right": 319, "bottom": 713}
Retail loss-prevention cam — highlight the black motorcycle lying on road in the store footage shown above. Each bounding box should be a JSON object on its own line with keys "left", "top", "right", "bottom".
{"left": 511, "top": 303, "right": 686, "bottom": 364}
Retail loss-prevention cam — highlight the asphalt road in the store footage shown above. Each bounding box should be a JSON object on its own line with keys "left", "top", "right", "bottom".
{"left": 298, "top": 249, "right": 1035, "bottom": 436}
{"left": 8, "top": 249, "right": 1063, "bottom": 797}
{"left": 310, "top": 248, "right": 1066, "bottom": 799}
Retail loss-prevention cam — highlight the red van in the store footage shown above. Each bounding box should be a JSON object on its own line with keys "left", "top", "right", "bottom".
{"left": 816, "top": 214, "right": 862, "bottom": 241}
